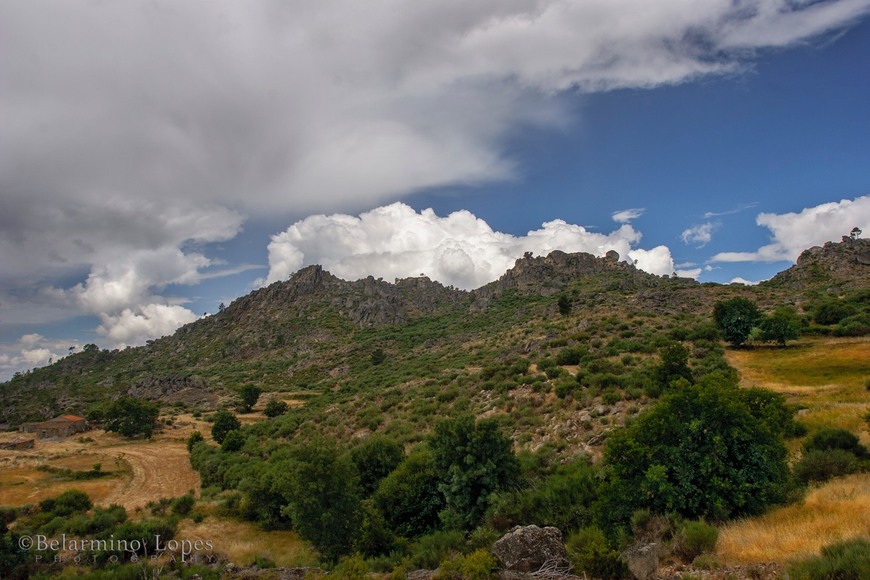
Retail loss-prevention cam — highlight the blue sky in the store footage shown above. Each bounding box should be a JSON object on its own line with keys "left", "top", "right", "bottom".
{"left": 2, "top": 1, "right": 870, "bottom": 380}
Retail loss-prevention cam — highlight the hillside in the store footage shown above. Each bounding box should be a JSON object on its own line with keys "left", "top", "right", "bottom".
{"left": 2, "top": 238, "right": 870, "bottom": 578}
{"left": 2, "top": 238, "right": 867, "bottom": 445}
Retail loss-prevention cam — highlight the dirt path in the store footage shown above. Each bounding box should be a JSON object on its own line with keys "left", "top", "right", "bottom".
{"left": 99, "top": 438, "right": 201, "bottom": 512}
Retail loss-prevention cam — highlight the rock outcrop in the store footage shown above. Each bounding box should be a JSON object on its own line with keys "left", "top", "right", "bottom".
{"left": 491, "top": 525, "right": 569, "bottom": 574}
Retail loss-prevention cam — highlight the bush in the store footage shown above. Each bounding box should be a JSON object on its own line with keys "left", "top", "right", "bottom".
{"left": 410, "top": 530, "right": 466, "bottom": 569}
{"left": 793, "top": 449, "right": 860, "bottom": 485}
{"left": 186, "top": 431, "right": 204, "bottom": 452}
{"left": 171, "top": 492, "right": 196, "bottom": 516}
{"left": 675, "top": 520, "right": 718, "bottom": 561}
{"left": 349, "top": 435, "right": 405, "bottom": 496}
{"left": 437, "top": 548, "right": 496, "bottom": 580}
{"left": 263, "top": 398, "right": 289, "bottom": 418}
{"left": 804, "top": 428, "right": 869, "bottom": 458}
{"left": 50, "top": 489, "right": 93, "bottom": 516}
{"left": 789, "top": 537, "right": 870, "bottom": 579}
{"left": 566, "top": 526, "right": 628, "bottom": 580}
{"left": 220, "top": 429, "right": 246, "bottom": 452}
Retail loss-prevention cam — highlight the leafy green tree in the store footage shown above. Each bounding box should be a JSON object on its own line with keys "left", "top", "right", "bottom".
{"left": 349, "top": 435, "right": 405, "bottom": 496}
{"left": 600, "top": 374, "right": 789, "bottom": 527}
{"left": 430, "top": 415, "right": 520, "bottom": 530}
{"left": 713, "top": 297, "right": 761, "bottom": 347}
{"left": 655, "top": 342, "right": 693, "bottom": 388}
{"left": 759, "top": 306, "right": 801, "bottom": 346}
{"left": 104, "top": 397, "right": 159, "bottom": 438}
{"left": 211, "top": 409, "right": 241, "bottom": 444}
{"left": 373, "top": 445, "right": 444, "bottom": 538}
{"left": 278, "top": 440, "right": 362, "bottom": 562}
{"left": 237, "top": 385, "right": 261, "bottom": 413}
{"left": 263, "top": 397, "right": 289, "bottom": 418}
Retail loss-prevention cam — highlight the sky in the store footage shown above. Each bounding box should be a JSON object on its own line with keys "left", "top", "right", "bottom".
{"left": 2, "top": 0, "right": 870, "bottom": 380}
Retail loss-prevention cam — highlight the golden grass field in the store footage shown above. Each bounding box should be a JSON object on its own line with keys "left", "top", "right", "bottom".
{"left": 0, "top": 402, "right": 320, "bottom": 567}
{"left": 0, "top": 415, "right": 205, "bottom": 510}
{"left": 718, "top": 336, "right": 870, "bottom": 565}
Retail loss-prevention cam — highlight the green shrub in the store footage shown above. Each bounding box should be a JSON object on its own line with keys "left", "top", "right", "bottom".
{"left": 804, "top": 428, "right": 869, "bottom": 459}
{"left": 171, "top": 492, "right": 196, "bottom": 515}
{"left": 186, "top": 431, "right": 204, "bottom": 452}
{"left": 220, "top": 429, "right": 245, "bottom": 452}
{"left": 675, "top": 520, "right": 718, "bottom": 561}
{"left": 566, "top": 526, "right": 628, "bottom": 580}
{"left": 410, "top": 530, "right": 466, "bottom": 569}
{"left": 789, "top": 537, "right": 870, "bottom": 579}
{"left": 436, "top": 548, "right": 496, "bottom": 580}
{"left": 793, "top": 449, "right": 860, "bottom": 484}
{"left": 50, "top": 489, "right": 93, "bottom": 516}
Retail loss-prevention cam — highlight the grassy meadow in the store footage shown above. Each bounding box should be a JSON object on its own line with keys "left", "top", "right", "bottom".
{"left": 718, "top": 336, "right": 870, "bottom": 565}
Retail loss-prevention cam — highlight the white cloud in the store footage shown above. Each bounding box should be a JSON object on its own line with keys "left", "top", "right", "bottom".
{"left": 2, "top": 1, "right": 868, "bottom": 364}
{"left": 681, "top": 222, "right": 719, "bottom": 247}
{"left": 97, "top": 305, "right": 201, "bottom": 346}
{"left": 0, "top": 334, "right": 83, "bottom": 380}
{"left": 729, "top": 277, "right": 762, "bottom": 285}
{"left": 612, "top": 208, "right": 646, "bottom": 223}
{"left": 263, "top": 203, "right": 676, "bottom": 290}
{"left": 712, "top": 195, "right": 870, "bottom": 263}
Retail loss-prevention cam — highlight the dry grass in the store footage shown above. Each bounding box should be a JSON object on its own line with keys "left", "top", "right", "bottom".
{"left": 717, "top": 337, "right": 870, "bottom": 565}
{"left": 0, "top": 415, "right": 206, "bottom": 511}
{"left": 176, "top": 517, "right": 318, "bottom": 567}
{"left": 717, "top": 473, "right": 870, "bottom": 565}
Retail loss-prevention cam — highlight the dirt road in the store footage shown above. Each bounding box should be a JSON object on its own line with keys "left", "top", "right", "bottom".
{"left": 100, "top": 440, "right": 201, "bottom": 511}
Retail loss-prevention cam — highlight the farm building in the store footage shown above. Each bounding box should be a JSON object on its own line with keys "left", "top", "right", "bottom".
{"left": 20, "top": 415, "right": 89, "bottom": 438}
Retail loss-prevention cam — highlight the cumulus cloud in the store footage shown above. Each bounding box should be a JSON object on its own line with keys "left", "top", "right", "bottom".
{"left": 712, "top": 196, "right": 870, "bottom": 263}
{"left": 2, "top": 0, "right": 868, "bottom": 363}
{"left": 681, "top": 221, "right": 719, "bottom": 247}
{"left": 612, "top": 208, "right": 646, "bottom": 223}
{"left": 263, "top": 203, "right": 676, "bottom": 289}
{"left": 0, "top": 334, "right": 83, "bottom": 380}
{"left": 729, "top": 277, "right": 762, "bottom": 285}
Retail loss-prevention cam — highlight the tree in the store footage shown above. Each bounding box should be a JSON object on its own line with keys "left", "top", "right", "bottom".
{"left": 263, "top": 398, "right": 289, "bottom": 418}
{"left": 430, "top": 415, "right": 520, "bottom": 530}
{"left": 654, "top": 342, "right": 693, "bottom": 388}
{"left": 713, "top": 297, "right": 761, "bottom": 347}
{"left": 373, "top": 445, "right": 444, "bottom": 538}
{"left": 851, "top": 226, "right": 862, "bottom": 240}
{"left": 349, "top": 435, "right": 405, "bottom": 496}
{"left": 104, "top": 397, "right": 160, "bottom": 438}
{"left": 759, "top": 306, "right": 801, "bottom": 346}
{"left": 278, "top": 440, "right": 362, "bottom": 562}
{"left": 211, "top": 409, "right": 241, "bottom": 444}
{"left": 237, "top": 385, "right": 261, "bottom": 413}
{"left": 558, "top": 295, "right": 572, "bottom": 316}
{"left": 599, "top": 374, "right": 789, "bottom": 527}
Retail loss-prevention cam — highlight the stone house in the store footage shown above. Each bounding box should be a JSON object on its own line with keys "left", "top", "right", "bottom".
{"left": 20, "top": 415, "right": 89, "bottom": 438}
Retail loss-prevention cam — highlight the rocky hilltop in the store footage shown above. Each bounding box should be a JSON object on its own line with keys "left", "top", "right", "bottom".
{"left": 1, "top": 239, "right": 868, "bottom": 426}
{"left": 766, "top": 237, "right": 870, "bottom": 292}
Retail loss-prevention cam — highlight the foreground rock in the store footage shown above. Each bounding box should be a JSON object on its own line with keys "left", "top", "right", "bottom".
{"left": 491, "top": 525, "right": 570, "bottom": 574}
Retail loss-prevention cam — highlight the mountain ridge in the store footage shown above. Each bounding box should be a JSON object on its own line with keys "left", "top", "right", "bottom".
{"left": 1, "top": 238, "right": 868, "bottom": 429}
